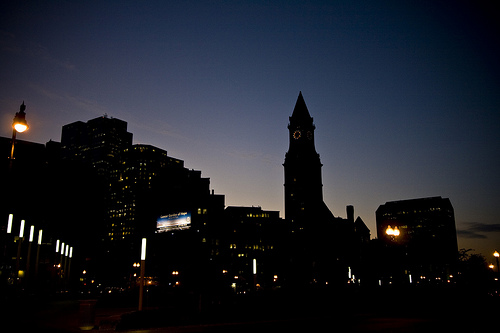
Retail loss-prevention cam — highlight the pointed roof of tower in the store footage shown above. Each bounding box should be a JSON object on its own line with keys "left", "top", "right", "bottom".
{"left": 291, "top": 91, "right": 312, "bottom": 122}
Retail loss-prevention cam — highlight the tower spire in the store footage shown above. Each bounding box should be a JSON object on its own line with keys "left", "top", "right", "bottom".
{"left": 291, "top": 91, "right": 312, "bottom": 121}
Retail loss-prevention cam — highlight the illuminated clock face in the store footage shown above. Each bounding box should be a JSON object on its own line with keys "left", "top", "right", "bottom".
{"left": 293, "top": 130, "right": 301, "bottom": 139}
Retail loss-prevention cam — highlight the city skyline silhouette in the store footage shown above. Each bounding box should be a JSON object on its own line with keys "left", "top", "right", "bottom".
{"left": 1, "top": 1, "right": 498, "bottom": 256}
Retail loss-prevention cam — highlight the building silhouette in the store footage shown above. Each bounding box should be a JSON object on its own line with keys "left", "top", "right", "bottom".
{"left": 2, "top": 94, "right": 373, "bottom": 292}
{"left": 61, "top": 116, "right": 133, "bottom": 178}
{"left": 283, "top": 92, "right": 370, "bottom": 286}
{"left": 375, "top": 196, "right": 458, "bottom": 284}
{"left": 220, "top": 206, "right": 285, "bottom": 291}
{"left": 60, "top": 116, "right": 225, "bottom": 282}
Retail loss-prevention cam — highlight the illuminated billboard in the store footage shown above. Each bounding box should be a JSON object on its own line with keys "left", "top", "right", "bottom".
{"left": 156, "top": 212, "right": 191, "bottom": 233}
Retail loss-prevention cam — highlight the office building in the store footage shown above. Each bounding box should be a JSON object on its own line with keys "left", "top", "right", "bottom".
{"left": 61, "top": 115, "right": 133, "bottom": 178}
{"left": 376, "top": 196, "right": 458, "bottom": 282}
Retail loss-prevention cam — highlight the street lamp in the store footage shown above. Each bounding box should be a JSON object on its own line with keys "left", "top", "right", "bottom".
{"left": 386, "top": 225, "right": 400, "bottom": 237}
{"left": 494, "top": 250, "right": 499, "bottom": 273}
{"left": 35, "top": 229, "right": 43, "bottom": 278}
{"left": 253, "top": 258, "right": 257, "bottom": 291}
{"left": 7, "top": 214, "right": 13, "bottom": 234}
{"left": 26, "top": 225, "right": 35, "bottom": 279}
{"left": 139, "top": 238, "right": 147, "bottom": 311}
{"left": 10, "top": 102, "right": 29, "bottom": 168}
{"left": 67, "top": 246, "right": 73, "bottom": 282}
{"left": 16, "top": 219, "right": 25, "bottom": 277}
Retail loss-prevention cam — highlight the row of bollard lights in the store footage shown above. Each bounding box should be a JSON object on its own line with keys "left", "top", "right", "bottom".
{"left": 6, "top": 213, "right": 74, "bottom": 283}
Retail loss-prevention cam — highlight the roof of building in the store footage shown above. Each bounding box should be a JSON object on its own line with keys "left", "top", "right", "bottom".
{"left": 291, "top": 91, "right": 312, "bottom": 122}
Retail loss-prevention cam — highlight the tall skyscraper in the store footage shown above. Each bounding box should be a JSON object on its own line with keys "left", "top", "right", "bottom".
{"left": 60, "top": 115, "right": 225, "bottom": 282}
{"left": 107, "top": 144, "right": 185, "bottom": 244}
{"left": 61, "top": 115, "right": 133, "bottom": 178}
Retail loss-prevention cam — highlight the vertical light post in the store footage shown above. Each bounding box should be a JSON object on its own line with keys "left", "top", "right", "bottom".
{"left": 9, "top": 102, "right": 29, "bottom": 170}
{"left": 494, "top": 250, "right": 499, "bottom": 274}
{"left": 138, "top": 238, "right": 147, "bottom": 311}
{"left": 26, "top": 225, "right": 35, "bottom": 279}
{"left": 4, "top": 214, "right": 13, "bottom": 259}
{"left": 253, "top": 258, "right": 257, "bottom": 291}
{"left": 67, "top": 247, "right": 73, "bottom": 282}
{"left": 385, "top": 225, "right": 404, "bottom": 284}
{"left": 60, "top": 242, "right": 65, "bottom": 281}
{"left": 64, "top": 244, "right": 69, "bottom": 278}
{"left": 55, "top": 239, "right": 60, "bottom": 265}
{"left": 16, "top": 219, "right": 25, "bottom": 277}
{"left": 7, "top": 214, "right": 13, "bottom": 234}
{"left": 35, "top": 229, "right": 42, "bottom": 278}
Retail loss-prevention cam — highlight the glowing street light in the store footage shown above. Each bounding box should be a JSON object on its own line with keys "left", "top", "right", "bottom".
{"left": 10, "top": 102, "right": 29, "bottom": 169}
{"left": 141, "top": 238, "right": 147, "bottom": 261}
{"left": 29, "top": 225, "right": 35, "bottom": 243}
{"left": 16, "top": 219, "right": 26, "bottom": 277}
{"left": 26, "top": 225, "right": 35, "bottom": 278}
{"left": 37, "top": 230, "right": 43, "bottom": 245}
{"left": 19, "top": 220, "right": 25, "bottom": 238}
{"left": 35, "top": 229, "right": 43, "bottom": 278}
{"left": 253, "top": 258, "right": 257, "bottom": 290}
{"left": 386, "top": 225, "right": 400, "bottom": 237}
{"left": 67, "top": 246, "right": 73, "bottom": 281}
{"left": 494, "top": 250, "right": 500, "bottom": 273}
{"left": 139, "top": 238, "right": 147, "bottom": 311}
{"left": 386, "top": 225, "right": 394, "bottom": 235}
{"left": 12, "top": 102, "right": 28, "bottom": 133}
{"left": 64, "top": 244, "right": 69, "bottom": 277}
{"left": 7, "top": 214, "right": 13, "bottom": 234}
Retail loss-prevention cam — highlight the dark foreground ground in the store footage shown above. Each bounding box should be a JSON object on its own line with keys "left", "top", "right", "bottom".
{"left": 2, "top": 286, "right": 498, "bottom": 332}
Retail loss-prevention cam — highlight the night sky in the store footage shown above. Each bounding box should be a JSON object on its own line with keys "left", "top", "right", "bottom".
{"left": 1, "top": 1, "right": 499, "bottom": 257}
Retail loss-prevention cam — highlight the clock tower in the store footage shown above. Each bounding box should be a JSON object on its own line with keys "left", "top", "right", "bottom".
{"left": 284, "top": 92, "right": 332, "bottom": 227}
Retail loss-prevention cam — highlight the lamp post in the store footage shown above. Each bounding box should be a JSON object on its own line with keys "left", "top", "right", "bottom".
{"left": 16, "top": 219, "right": 25, "bottom": 278}
{"left": 494, "top": 250, "right": 499, "bottom": 274}
{"left": 67, "top": 246, "right": 73, "bottom": 282}
{"left": 385, "top": 225, "right": 405, "bottom": 284}
{"left": 35, "top": 229, "right": 42, "bottom": 278}
{"left": 138, "top": 238, "right": 147, "bottom": 311}
{"left": 63, "top": 244, "right": 69, "bottom": 278}
{"left": 4, "top": 214, "right": 14, "bottom": 259}
{"left": 253, "top": 258, "right": 257, "bottom": 291}
{"left": 26, "top": 225, "right": 35, "bottom": 280}
{"left": 7, "top": 214, "right": 13, "bottom": 234}
{"left": 9, "top": 102, "right": 29, "bottom": 170}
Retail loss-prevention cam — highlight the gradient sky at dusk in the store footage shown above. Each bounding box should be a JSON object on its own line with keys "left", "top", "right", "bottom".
{"left": 1, "top": 1, "right": 499, "bottom": 256}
